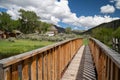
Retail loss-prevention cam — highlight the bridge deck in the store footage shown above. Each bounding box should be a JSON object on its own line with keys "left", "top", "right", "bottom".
{"left": 61, "top": 45, "right": 97, "bottom": 80}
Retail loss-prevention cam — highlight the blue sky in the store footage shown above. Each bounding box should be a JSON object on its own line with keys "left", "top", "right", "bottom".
{"left": 61, "top": 0, "right": 120, "bottom": 30}
{"left": 0, "top": 0, "right": 120, "bottom": 30}
{"left": 68, "top": 0, "right": 120, "bottom": 17}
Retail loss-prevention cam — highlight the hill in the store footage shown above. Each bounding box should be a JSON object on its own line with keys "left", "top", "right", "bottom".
{"left": 83, "top": 19, "right": 120, "bottom": 34}
{"left": 53, "top": 25, "right": 65, "bottom": 33}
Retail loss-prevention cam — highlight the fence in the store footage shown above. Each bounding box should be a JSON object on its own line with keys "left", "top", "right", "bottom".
{"left": 89, "top": 38, "right": 120, "bottom": 80}
{"left": 0, "top": 38, "right": 83, "bottom": 80}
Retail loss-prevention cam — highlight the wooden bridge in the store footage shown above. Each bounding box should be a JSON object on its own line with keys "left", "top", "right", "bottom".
{"left": 0, "top": 38, "right": 120, "bottom": 80}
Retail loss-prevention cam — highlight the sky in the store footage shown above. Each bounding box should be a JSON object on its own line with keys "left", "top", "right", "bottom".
{"left": 0, "top": 0, "right": 120, "bottom": 30}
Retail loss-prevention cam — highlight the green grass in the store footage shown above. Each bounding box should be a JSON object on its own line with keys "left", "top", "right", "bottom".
{"left": 83, "top": 38, "right": 89, "bottom": 45}
{"left": 0, "top": 39, "right": 54, "bottom": 59}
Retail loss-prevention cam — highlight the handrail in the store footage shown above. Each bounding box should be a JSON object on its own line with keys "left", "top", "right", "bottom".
{"left": 0, "top": 38, "right": 83, "bottom": 80}
{"left": 89, "top": 37, "right": 120, "bottom": 80}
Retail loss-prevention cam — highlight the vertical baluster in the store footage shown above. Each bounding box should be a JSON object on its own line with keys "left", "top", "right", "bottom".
{"left": 51, "top": 49, "right": 55, "bottom": 80}
{"left": 22, "top": 59, "right": 29, "bottom": 80}
{"left": 38, "top": 54, "right": 43, "bottom": 80}
{"left": 43, "top": 52, "right": 48, "bottom": 80}
{"left": 47, "top": 51, "right": 51, "bottom": 80}
{"left": 31, "top": 56, "right": 37, "bottom": 80}
{"left": 54, "top": 47, "right": 58, "bottom": 80}
{"left": 4, "top": 67, "right": 11, "bottom": 80}
{"left": 107, "top": 59, "right": 111, "bottom": 80}
{"left": 114, "top": 66, "right": 120, "bottom": 80}
{"left": 110, "top": 62, "right": 114, "bottom": 80}
{"left": 58, "top": 46, "right": 61, "bottom": 79}
{"left": 12, "top": 63, "right": 19, "bottom": 80}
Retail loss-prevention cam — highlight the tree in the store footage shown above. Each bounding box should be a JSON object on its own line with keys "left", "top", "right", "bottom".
{"left": 65, "top": 27, "right": 72, "bottom": 34}
{"left": 113, "top": 27, "right": 120, "bottom": 38}
{"left": 0, "top": 12, "right": 12, "bottom": 31}
{"left": 10, "top": 20, "right": 21, "bottom": 30}
{"left": 40, "top": 22, "right": 52, "bottom": 33}
{"left": 92, "top": 27, "right": 113, "bottom": 44}
{"left": 19, "top": 9, "right": 40, "bottom": 33}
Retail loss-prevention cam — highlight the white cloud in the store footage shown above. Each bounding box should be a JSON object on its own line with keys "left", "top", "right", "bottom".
{"left": 110, "top": 0, "right": 115, "bottom": 3}
{"left": 115, "top": 0, "right": 120, "bottom": 9}
{"left": 62, "top": 15, "right": 119, "bottom": 28}
{"left": 109, "top": 0, "right": 120, "bottom": 9}
{"left": 0, "top": 0, "right": 119, "bottom": 29}
{"left": 100, "top": 4, "right": 115, "bottom": 13}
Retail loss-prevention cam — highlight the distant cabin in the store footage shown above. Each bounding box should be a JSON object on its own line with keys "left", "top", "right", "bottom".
{"left": 46, "top": 25, "right": 65, "bottom": 36}
{"left": 0, "top": 30, "right": 6, "bottom": 39}
{"left": 0, "top": 30, "right": 22, "bottom": 39}
{"left": 46, "top": 25, "right": 58, "bottom": 36}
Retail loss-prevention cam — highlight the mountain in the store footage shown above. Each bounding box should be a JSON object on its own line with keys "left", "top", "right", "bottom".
{"left": 82, "top": 19, "right": 120, "bottom": 34}
{"left": 53, "top": 25, "right": 65, "bottom": 33}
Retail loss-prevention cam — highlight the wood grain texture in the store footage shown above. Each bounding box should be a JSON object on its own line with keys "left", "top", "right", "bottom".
{"left": 22, "top": 59, "right": 29, "bottom": 80}
{"left": 12, "top": 63, "right": 18, "bottom": 80}
{"left": 38, "top": 54, "right": 43, "bottom": 80}
{"left": 31, "top": 56, "right": 37, "bottom": 80}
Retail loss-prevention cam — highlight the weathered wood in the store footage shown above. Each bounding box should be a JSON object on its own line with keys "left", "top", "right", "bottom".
{"left": 0, "top": 38, "right": 83, "bottom": 80}
{"left": 0, "top": 66, "right": 4, "bottom": 80}
{"left": 47, "top": 51, "right": 51, "bottom": 80}
{"left": 54, "top": 48, "right": 57, "bottom": 80}
{"left": 89, "top": 38, "right": 120, "bottom": 80}
{"left": 43, "top": 52, "right": 48, "bottom": 80}
{"left": 31, "top": 56, "right": 37, "bottom": 80}
{"left": 4, "top": 67, "right": 11, "bottom": 80}
{"left": 0, "top": 38, "right": 81, "bottom": 68}
{"left": 22, "top": 59, "right": 29, "bottom": 80}
{"left": 38, "top": 54, "right": 43, "bottom": 80}
{"left": 12, "top": 63, "right": 18, "bottom": 80}
{"left": 51, "top": 49, "right": 55, "bottom": 80}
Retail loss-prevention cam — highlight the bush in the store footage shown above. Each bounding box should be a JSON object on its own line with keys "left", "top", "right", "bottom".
{"left": 18, "top": 33, "right": 78, "bottom": 42}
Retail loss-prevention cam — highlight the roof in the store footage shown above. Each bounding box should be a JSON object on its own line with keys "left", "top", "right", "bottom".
{"left": 12, "top": 30, "right": 22, "bottom": 34}
{"left": 0, "top": 30, "right": 4, "bottom": 34}
{"left": 49, "top": 26, "right": 58, "bottom": 31}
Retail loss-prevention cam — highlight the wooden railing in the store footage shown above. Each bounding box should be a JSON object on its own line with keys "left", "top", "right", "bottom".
{"left": 89, "top": 38, "right": 120, "bottom": 80}
{"left": 0, "top": 38, "right": 83, "bottom": 80}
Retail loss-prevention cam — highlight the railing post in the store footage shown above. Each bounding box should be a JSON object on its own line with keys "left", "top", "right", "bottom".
{"left": 22, "top": 59, "right": 29, "bottom": 80}
{"left": 38, "top": 54, "right": 43, "bottom": 80}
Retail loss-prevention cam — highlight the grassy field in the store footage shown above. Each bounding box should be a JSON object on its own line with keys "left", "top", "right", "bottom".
{"left": 83, "top": 38, "right": 89, "bottom": 45}
{"left": 0, "top": 39, "right": 54, "bottom": 59}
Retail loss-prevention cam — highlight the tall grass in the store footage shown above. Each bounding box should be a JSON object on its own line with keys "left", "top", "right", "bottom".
{"left": 0, "top": 39, "right": 54, "bottom": 59}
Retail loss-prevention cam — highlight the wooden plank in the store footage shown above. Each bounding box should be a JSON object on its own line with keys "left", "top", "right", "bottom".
{"left": 12, "top": 63, "right": 18, "bottom": 80}
{"left": 22, "top": 59, "right": 29, "bottom": 80}
{"left": 43, "top": 52, "right": 48, "bottom": 80}
{"left": 107, "top": 58, "right": 110, "bottom": 80}
{"left": 57, "top": 46, "right": 60, "bottom": 79}
{"left": 114, "top": 66, "right": 119, "bottom": 80}
{"left": 38, "top": 54, "right": 43, "bottom": 80}
{"left": 31, "top": 56, "right": 37, "bottom": 80}
{"left": 4, "top": 67, "right": 11, "bottom": 80}
{"left": 0, "top": 66, "right": 4, "bottom": 80}
{"left": 110, "top": 62, "right": 114, "bottom": 80}
{"left": 54, "top": 47, "right": 58, "bottom": 80}
{"left": 51, "top": 49, "right": 55, "bottom": 80}
{"left": 47, "top": 51, "right": 51, "bottom": 80}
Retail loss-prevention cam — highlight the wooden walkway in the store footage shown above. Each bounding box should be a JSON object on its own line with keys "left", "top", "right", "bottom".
{"left": 61, "top": 45, "right": 97, "bottom": 80}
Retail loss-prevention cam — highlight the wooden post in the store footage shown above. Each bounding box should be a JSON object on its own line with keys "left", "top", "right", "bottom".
{"left": 31, "top": 56, "right": 37, "bottom": 80}
{"left": 12, "top": 63, "right": 18, "bottom": 80}
{"left": 47, "top": 51, "right": 51, "bottom": 80}
{"left": 4, "top": 67, "right": 11, "bottom": 80}
{"left": 22, "top": 59, "right": 29, "bottom": 80}
{"left": 38, "top": 54, "right": 43, "bottom": 80}
{"left": 43, "top": 52, "right": 48, "bottom": 80}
